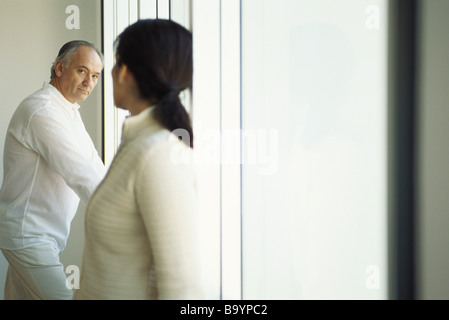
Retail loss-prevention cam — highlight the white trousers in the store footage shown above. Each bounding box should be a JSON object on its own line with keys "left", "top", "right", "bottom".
{"left": 1, "top": 243, "right": 73, "bottom": 300}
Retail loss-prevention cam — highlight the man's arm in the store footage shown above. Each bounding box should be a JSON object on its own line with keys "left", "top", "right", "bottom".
{"left": 23, "top": 106, "right": 106, "bottom": 204}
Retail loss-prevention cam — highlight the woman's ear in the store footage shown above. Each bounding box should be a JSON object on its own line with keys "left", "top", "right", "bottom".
{"left": 117, "top": 64, "right": 129, "bottom": 84}
{"left": 117, "top": 64, "right": 140, "bottom": 96}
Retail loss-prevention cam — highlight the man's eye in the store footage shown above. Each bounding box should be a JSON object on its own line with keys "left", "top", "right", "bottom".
{"left": 79, "top": 69, "right": 86, "bottom": 74}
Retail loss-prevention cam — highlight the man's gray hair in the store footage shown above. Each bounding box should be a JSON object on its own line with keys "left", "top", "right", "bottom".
{"left": 50, "top": 40, "right": 104, "bottom": 79}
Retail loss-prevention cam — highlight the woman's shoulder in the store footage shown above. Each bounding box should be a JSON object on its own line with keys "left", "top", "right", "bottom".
{"left": 123, "top": 129, "right": 189, "bottom": 163}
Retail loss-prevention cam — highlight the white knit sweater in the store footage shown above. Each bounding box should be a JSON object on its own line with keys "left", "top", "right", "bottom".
{"left": 75, "top": 107, "right": 205, "bottom": 300}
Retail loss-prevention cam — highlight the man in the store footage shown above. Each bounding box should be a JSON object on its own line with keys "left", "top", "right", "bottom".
{"left": 0, "top": 41, "right": 106, "bottom": 300}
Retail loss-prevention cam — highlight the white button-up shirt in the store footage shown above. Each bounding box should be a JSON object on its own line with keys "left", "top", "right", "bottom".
{"left": 0, "top": 83, "right": 106, "bottom": 251}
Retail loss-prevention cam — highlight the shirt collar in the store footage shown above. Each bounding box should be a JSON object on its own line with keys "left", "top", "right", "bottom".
{"left": 121, "top": 106, "right": 159, "bottom": 143}
{"left": 44, "top": 82, "right": 81, "bottom": 111}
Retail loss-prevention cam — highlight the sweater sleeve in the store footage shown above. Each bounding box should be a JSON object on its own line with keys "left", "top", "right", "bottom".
{"left": 135, "top": 142, "right": 205, "bottom": 300}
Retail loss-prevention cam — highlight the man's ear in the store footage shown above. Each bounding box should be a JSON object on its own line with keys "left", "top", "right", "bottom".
{"left": 54, "top": 61, "right": 64, "bottom": 78}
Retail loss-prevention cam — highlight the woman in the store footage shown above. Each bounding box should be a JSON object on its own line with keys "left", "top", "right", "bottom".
{"left": 75, "top": 19, "right": 204, "bottom": 300}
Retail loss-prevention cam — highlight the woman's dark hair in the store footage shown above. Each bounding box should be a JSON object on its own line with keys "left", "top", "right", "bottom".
{"left": 115, "top": 19, "right": 193, "bottom": 148}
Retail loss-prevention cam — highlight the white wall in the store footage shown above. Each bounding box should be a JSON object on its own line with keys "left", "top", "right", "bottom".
{"left": 417, "top": 0, "right": 449, "bottom": 300}
{"left": 0, "top": 0, "right": 102, "bottom": 299}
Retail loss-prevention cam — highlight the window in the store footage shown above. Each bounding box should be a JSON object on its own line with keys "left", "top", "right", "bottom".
{"left": 103, "top": 0, "right": 191, "bottom": 167}
{"left": 240, "top": 0, "right": 388, "bottom": 299}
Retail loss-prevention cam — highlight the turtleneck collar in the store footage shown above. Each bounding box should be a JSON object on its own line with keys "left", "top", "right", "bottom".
{"left": 121, "top": 106, "right": 160, "bottom": 143}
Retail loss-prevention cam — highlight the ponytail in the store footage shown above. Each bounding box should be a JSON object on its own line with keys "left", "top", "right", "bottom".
{"left": 154, "top": 92, "right": 193, "bottom": 148}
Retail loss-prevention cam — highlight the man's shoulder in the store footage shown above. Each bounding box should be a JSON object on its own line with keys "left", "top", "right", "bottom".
{"left": 6, "top": 86, "right": 62, "bottom": 135}
{"left": 15, "top": 86, "right": 58, "bottom": 118}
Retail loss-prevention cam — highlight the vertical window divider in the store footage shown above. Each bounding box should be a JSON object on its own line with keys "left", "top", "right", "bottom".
{"left": 388, "top": 0, "right": 418, "bottom": 300}
{"left": 220, "top": 0, "right": 242, "bottom": 300}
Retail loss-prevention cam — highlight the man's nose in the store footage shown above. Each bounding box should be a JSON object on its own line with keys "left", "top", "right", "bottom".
{"left": 83, "top": 76, "right": 94, "bottom": 87}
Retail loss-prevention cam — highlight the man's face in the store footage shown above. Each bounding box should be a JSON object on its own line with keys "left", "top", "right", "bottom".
{"left": 55, "top": 46, "right": 103, "bottom": 104}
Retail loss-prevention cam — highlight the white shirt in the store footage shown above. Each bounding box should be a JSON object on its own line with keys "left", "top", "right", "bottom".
{"left": 0, "top": 83, "right": 106, "bottom": 251}
{"left": 75, "top": 107, "right": 205, "bottom": 299}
